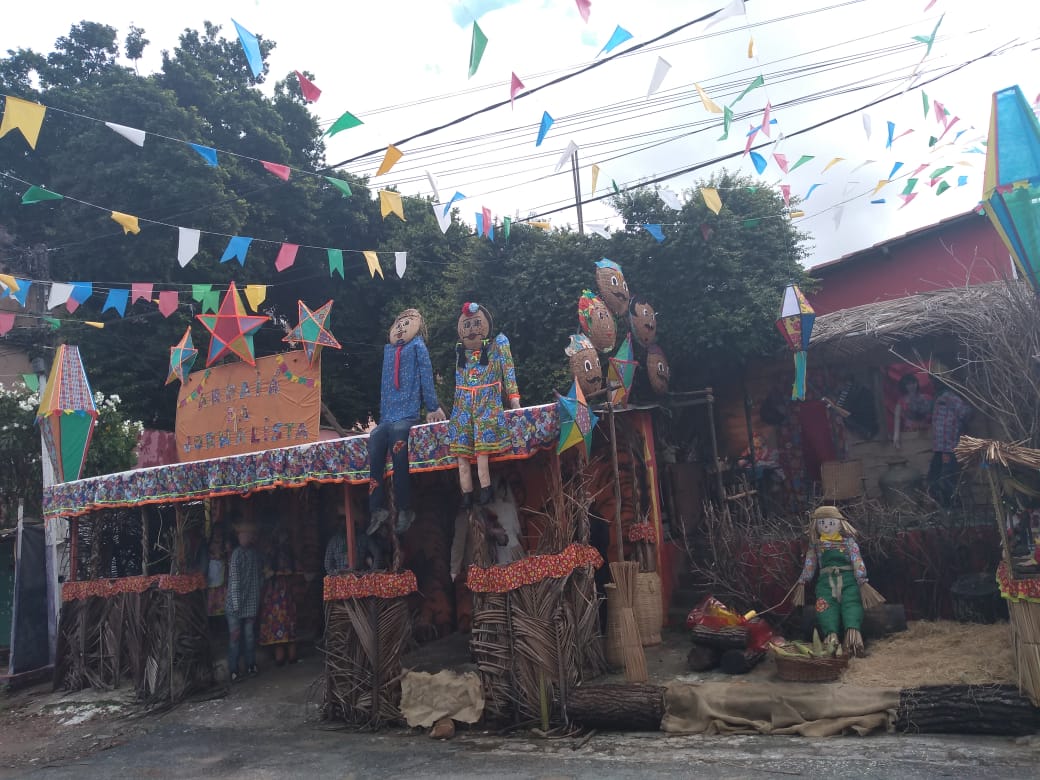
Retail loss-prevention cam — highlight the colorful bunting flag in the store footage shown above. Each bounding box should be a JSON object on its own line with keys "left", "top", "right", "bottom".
{"left": 718, "top": 106, "right": 733, "bottom": 141}
{"left": 789, "top": 155, "right": 814, "bottom": 173}
{"left": 294, "top": 71, "right": 321, "bottom": 102}
{"left": 510, "top": 72, "right": 524, "bottom": 107}
{"left": 21, "top": 185, "right": 63, "bottom": 205}
{"left": 822, "top": 157, "right": 845, "bottom": 173}
{"left": 700, "top": 187, "right": 723, "bottom": 215}
{"left": 105, "top": 122, "right": 145, "bottom": 146}
{"left": 475, "top": 213, "right": 484, "bottom": 237}
{"left": 730, "top": 75, "right": 764, "bottom": 107}
{"left": 575, "top": 0, "right": 591, "bottom": 23}
{"left": 0, "top": 275, "right": 21, "bottom": 296}
{"left": 177, "top": 227, "right": 200, "bottom": 267}
{"left": 888, "top": 161, "right": 904, "bottom": 179}
{"left": 957, "top": 175, "right": 968, "bottom": 187}
{"left": 363, "top": 251, "right": 383, "bottom": 279}
{"left": 555, "top": 141, "right": 579, "bottom": 173}
{"left": 443, "top": 191, "right": 466, "bottom": 216}
{"left": 658, "top": 188, "right": 682, "bottom": 210}
{"left": 131, "top": 282, "right": 152, "bottom": 304}
{"left": 643, "top": 224, "right": 665, "bottom": 242}
{"left": 780, "top": 184, "right": 791, "bottom": 206}
{"left": 102, "top": 288, "right": 128, "bottom": 317}
{"left": 773, "top": 153, "right": 789, "bottom": 174}
{"left": 761, "top": 102, "right": 772, "bottom": 137}
{"left": 503, "top": 217, "right": 511, "bottom": 240}
{"left": 804, "top": 184, "right": 823, "bottom": 201}
{"left": 748, "top": 36, "right": 755, "bottom": 58}
{"left": 158, "top": 290, "right": 179, "bottom": 318}
{"left": 695, "top": 83, "right": 723, "bottom": 114}
{"left": 191, "top": 284, "right": 212, "bottom": 304}
{"left": 899, "top": 193, "right": 918, "bottom": 209}
{"left": 911, "top": 13, "right": 944, "bottom": 57}
{"left": 327, "top": 249, "right": 344, "bottom": 278}
{"left": 395, "top": 251, "right": 407, "bottom": 278}
{"left": 469, "top": 22, "right": 488, "bottom": 78}
{"left": 220, "top": 236, "right": 252, "bottom": 266}
{"left": 886, "top": 121, "right": 896, "bottom": 149}
{"left": 922, "top": 90, "right": 930, "bottom": 117}
{"left": 111, "top": 212, "right": 140, "bottom": 235}
{"left": 432, "top": 202, "right": 452, "bottom": 234}
{"left": 598, "top": 25, "right": 633, "bottom": 57}
{"left": 862, "top": 113, "right": 872, "bottom": 139}
{"left": 274, "top": 243, "right": 300, "bottom": 272}
{"left": 379, "top": 190, "right": 405, "bottom": 221}
{"left": 376, "top": 144, "right": 403, "bottom": 176}
{"left": 936, "top": 181, "right": 950, "bottom": 195}
{"left": 0, "top": 312, "right": 14, "bottom": 337}
{"left": 749, "top": 151, "right": 767, "bottom": 174}
{"left": 47, "top": 282, "right": 74, "bottom": 310}
{"left": 262, "top": 161, "right": 290, "bottom": 180}
{"left": 873, "top": 179, "right": 890, "bottom": 194}
{"left": 0, "top": 96, "right": 46, "bottom": 149}
{"left": 536, "top": 112, "right": 554, "bottom": 146}
{"left": 901, "top": 178, "right": 919, "bottom": 195}
{"left": 244, "top": 284, "right": 267, "bottom": 312}
{"left": 232, "top": 19, "right": 263, "bottom": 78}
{"left": 189, "top": 143, "right": 218, "bottom": 167}
{"left": 327, "top": 111, "right": 363, "bottom": 136}
{"left": 591, "top": 163, "right": 600, "bottom": 195}
{"left": 325, "top": 176, "right": 352, "bottom": 197}
{"left": 706, "top": 0, "right": 747, "bottom": 29}
{"left": 647, "top": 57, "right": 671, "bottom": 97}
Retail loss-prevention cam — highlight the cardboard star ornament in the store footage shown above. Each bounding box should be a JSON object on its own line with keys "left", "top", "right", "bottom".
{"left": 557, "top": 379, "right": 598, "bottom": 455}
{"left": 196, "top": 281, "right": 270, "bottom": 367}
{"left": 283, "top": 299, "right": 341, "bottom": 365}
{"left": 165, "top": 326, "right": 198, "bottom": 385}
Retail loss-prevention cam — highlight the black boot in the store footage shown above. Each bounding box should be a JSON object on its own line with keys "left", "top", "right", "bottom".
{"left": 478, "top": 485, "right": 494, "bottom": 506}
{"left": 460, "top": 491, "right": 474, "bottom": 511}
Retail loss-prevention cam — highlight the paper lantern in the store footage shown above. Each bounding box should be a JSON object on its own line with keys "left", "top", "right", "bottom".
{"left": 981, "top": 85, "right": 1040, "bottom": 294}
{"left": 36, "top": 345, "right": 98, "bottom": 483}
{"left": 775, "top": 284, "right": 815, "bottom": 401}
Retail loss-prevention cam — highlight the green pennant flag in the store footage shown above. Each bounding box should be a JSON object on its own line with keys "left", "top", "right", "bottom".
{"left": 21, "top": 373, "right": 39, "bottom": 392}
{"left": 468, "top": 22, "right": 488, "bottom": 78}
{"left": 326, "top": 111, "right": 363, "bottom": 137}
{"left": 929, "top": 165, "right": 953, "bottom": 179}
{"left": 612, "top": 179, "right": 620, "bottom": 194}
{"left": 901, "top": 178, "right": 918, "bottom": 196}
{"left": 789, "top": 155, "right": 815, "bottom": 173}
{"left": 730, "top": 75, "right": 764, "bottom": 107}
{"left": 746, "top": 186, "right": 759, "bottom": 193}
{"left": 921, "top": 91, "right": 930, "bottom": 118}
{"left": 325, "top": 176, "right": 352, "bottom": 198}
{"left": 43, "top": 316, "right": 61, "bottom": 330}
{"left": 742, "top": 218, "right": 761, "bottom": 228}
{"left": 503, "top": 216, "right": 511, "bottom": 240}
{"left": 718, "top": 106, "right": 734, "bottom": 141}
{"left": 191, "top": 283, "right": 212, "bottom": 303}
{"left": 21, "top": 185, "right": 64, "bottom": 205}
{"left": 201, "top": 290, "right": 221, "bottom": 314}
{"left": 936, "top": 180, "right": 950, "bottom": 195}
{"left": 928, "top": 135, "right": 938, "bottom": 147}
{"left": 328, "top": 249, "right": 344, "bottom": 278}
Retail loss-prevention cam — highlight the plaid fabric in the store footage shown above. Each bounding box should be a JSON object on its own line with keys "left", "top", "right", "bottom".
{"left": 225, "top": 545, "right": 262, "bottom": 618}
{"left": 55, "top": 345, "right": 97, "bottom": 412}
{"left": 931, "top": 391, "right": 970, "bottom": 453}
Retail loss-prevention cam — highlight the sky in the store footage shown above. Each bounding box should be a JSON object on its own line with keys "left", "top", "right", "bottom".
{"left": 1, "top": 0, "right": 1038, "bottom": 267}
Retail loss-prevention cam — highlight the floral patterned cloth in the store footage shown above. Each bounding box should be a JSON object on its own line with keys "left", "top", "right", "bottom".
{"left": 45, "top": 404, "right": 559, "bottom": 519}
{"left": 62, "top": 573, "right": 206, "bottom": 602}
{"left": 997, "top": 561, "right": 1040, "bottom": 603}
{"left": 797, "top": 537, "right": 868, "bottom": 585}
{"left": 259, "top": 573, "right": 297, "bottom": 645}
{"left": 466, "top": 543, "right": 603, "bottom": 594}
{"left": 448, "top": 334, "right": 520, "bottom": 458}
{"left": 626, "top": 523, "right": 657, "bottom": 543}
{"left": 323, "top": 570, "right": 418, "bottom": 601}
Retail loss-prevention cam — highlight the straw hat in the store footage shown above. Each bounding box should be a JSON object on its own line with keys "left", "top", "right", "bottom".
{"left": 812, "top": 505, "right": 845, "bottom": 521}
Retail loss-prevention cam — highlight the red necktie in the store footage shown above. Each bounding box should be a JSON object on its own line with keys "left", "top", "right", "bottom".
{"left": 393, "top": 344, "right": 404, "bottom": 389}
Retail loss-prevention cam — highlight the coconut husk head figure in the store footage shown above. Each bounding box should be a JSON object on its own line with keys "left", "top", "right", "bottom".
{"left": 595, "top": 259, "right": 630, "bottom": 316}
{"left": 628, "top": 296, "right": 658, "bottom": 348}
{"left": 578, "top": 289, "right": 617, "bottom": 353}
{"left": 456, "top": 302, "right": 493, "bottom": 367}
{"left": 389, "top": 308, "right": 426, "bottom": 345}
{"left": 565, "top": 333, "right": 603, "bottom": 396}
{"left": 646, "top": 343, "right": 670, "bottom": 395}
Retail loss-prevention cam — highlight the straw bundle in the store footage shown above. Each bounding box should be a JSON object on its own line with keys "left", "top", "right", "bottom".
{"left": 1008, "top": 600, "right": 1040, "bottom": 705}
{"left": 634, "top": 572, "right": 662, "bottom": 647}
{"left": 608, "top": 562, "right": 647, "bottom": 683}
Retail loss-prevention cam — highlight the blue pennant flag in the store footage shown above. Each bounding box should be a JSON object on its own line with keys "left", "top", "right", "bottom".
{"left": 220, "top": 236, "right": 253, "bottom": 266}
{"left": 598, "top": 25, "right": 633, "bottom": 57}
{"left": 232, "top": 19, "right": 263, "bottom": 78}
{"left": 642, "top": 224, "right": 665, "bottom": 242}
{"left": 536, "top": 112, "right": 554, "bottom": 146}
{"left": 749, "top": 151, "right": 767, "bottom": 174}
{"left": 102, "top": 288, "right": 129, "bottom": 317}
{"left": 189, "top": 144, "right": 218, "bottom": 167}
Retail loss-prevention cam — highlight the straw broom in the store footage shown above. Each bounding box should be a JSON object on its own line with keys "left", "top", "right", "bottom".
{"left": 609, "top": 561, "right": 647, "bottom": 683}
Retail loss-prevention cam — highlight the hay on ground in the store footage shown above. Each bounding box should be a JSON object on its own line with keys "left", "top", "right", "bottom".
{"left": 843, "top": 621, "right": 1014, "bottom": 688}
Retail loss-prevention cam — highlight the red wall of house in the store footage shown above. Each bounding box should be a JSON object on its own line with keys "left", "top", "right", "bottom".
{"left": 808, "top": 214, "right": 1013, "bottom": 315}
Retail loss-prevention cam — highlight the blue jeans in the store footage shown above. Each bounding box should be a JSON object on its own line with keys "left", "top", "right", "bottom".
{"left": 226, "top": 613, "right": 256, "bottom": 674}
{"left": 368, "top": 417, "right": 417, "bottom": 513}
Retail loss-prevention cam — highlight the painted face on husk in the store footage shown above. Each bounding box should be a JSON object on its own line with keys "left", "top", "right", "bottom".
{"left": 578, "top": 290, "right": 617, "bottom": 353}
{"left": 566, "top": 334, "right": 603, "bottom": 397}
{"left": 389, "top": 309, "right": 422, "bottom": 345}
{"left": 647, "top": 343, "right": 670, "bottom": 395}
{"left": 595, "top": 260, "right": 630, "bottom": 316}
{"left": 628, "top": 298, "right": 657, "bottom": 348}
{"left": 458, "top": 303, "right": 491, "bottom": 350}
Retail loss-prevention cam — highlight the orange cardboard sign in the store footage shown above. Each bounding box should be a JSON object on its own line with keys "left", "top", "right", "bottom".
{"left": 175, "top": 351, "right": 320, "bottom": 462}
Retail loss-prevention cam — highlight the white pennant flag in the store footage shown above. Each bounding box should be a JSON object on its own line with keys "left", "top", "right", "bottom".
{"left": 586, "top": 223, "right": 612, "bottom": 239}
{"left": 425, "top": 170, "right": 440, "bottom": 202}
{"left": 832, "top": 206, "right": 844, "bottom": 230}
{"left": 395, "top": 251, "right": 407, "bottom": 278}
{"left": 705, "top": 0, "right": 745, "bottom": 29}
{"left": 647, "top": 57, "right": 671, "bottom": 97}
{"left": 177, "top": 227, "right": 201, "bottom": 267}
{"left": 431, "top": 202, "right": 452, "bottom": 234}
{"left": 48, "top": 282, "right": 74, "bottom": 309}
{"left": 659, "top": 187, "right": 682, "bottom": 210}
{"left": 105, "top": 122, "right": 146, "bottom": 147}
{"left": 554, "top": 140, "right": 579, "bottom": 173}
{"left": 862, "top": 113, "right": 872, "bottom": 140}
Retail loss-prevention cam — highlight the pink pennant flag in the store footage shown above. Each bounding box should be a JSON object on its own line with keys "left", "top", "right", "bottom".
{"left": 294, "top": 71, "right": 322, "bottom": 102}
{"left": 761, "top": 102, "right": 772, "bottom": 138}
{"left": 481, "top": 206, "right": 492, "bottom": 237}
{"left": 893, "top": 129, "right": 915, "bottom": 143}
{"left": 262, "top": 161, "right": 291, "bottom": 180}
{"left": 933, "top": 99, "right": 947, "bottom": 126}
{"left": 743, "top": 125, "right": 758, "bottom": 156}
{"left": 780, "top": 184, "right": 791, "bottom": 206}
{"left": 275, "top": 242, "right": 300, "bottom": 272}
{"left": 937, "top": 116, "right": 960, "bottom": 142}
{"left": 575, "top": 0, "right": 591, "bottom": 23}
{"left": 899, "top": 193, "right": 918, "bottom": 209}
{"left": 924, "top": 0, "right": 938, "bottom": 9}
{"left": 0, "top": 311, "right": 14, "bottom": 336}
{"left": 510, "top": 72, "right": 525, "bottom": 108}
{"left": 66, "top": 298, "right": 81, "bottom": 314}
{"left": 910, "top": 163, "right": 929, "bottom": 176}
{"left": 131, "top": 282, "right": 153, "bottom": 304}
{"left": 773, "top": 153, "right": 789, "bottom": 174}
{"left": 158, "top": 290, "right": 179, "bottom": 318}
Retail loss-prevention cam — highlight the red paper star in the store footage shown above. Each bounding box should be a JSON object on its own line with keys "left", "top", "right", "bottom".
{"left": 196, "top": 281, "right": 270, "bottom": 366}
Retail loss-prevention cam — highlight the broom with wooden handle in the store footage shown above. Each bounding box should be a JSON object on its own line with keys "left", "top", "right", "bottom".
{"left": 610, "top": 561, "right": 648, "bottom": 683}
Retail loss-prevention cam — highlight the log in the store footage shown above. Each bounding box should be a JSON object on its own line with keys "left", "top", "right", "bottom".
{"left": 568, "top": 684, "right": 666, "bottom": 731}
{"left": 896, "top": 685, "right": 1040, "bottom": 736}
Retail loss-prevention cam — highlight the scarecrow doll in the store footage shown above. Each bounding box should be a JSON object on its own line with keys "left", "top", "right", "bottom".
{"left": 367, "top": 308, "right": 445, "bottom": 537}
{"left": 448, "top": 302, "right": 521, "bottom": 508}
{"left": 792, "top": 505, "right": 884, "bottom": 656}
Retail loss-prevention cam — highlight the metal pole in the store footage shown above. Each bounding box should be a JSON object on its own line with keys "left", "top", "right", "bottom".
{"left": 570, "top": 150, "right": 585, "bottom": 236}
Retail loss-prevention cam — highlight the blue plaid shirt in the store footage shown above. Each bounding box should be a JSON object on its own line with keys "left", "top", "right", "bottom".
{"left": 931, "top": 391, "right": 970, "bottom": 453}
{"left": 379, "top": 336, "right": 440, "bottom": 423}
{"left": 225, "top": 545, "right": 261, "bottom": 618}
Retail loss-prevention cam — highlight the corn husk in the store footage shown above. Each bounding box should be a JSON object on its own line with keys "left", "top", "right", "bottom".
{"left": 859, "top": 581, "right": 885, "bottom": 609}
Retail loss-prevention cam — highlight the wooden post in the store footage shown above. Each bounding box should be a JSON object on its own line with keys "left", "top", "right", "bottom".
{"left": 342, "top": 483, "right": 356, "bottom": 572}
{"left": 69, "top": 516, "right": 78, "bottom": 582}
{"left": 704, "top": 388, "right": 726, "bottom": 508}
{"left": 141, "top": 507, "right": 149, "bottom": 576}
{"left": 607, "top": 401, "right": 623, "bottom": 561}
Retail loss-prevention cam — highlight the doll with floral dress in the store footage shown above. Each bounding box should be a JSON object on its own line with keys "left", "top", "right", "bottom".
{"left": 448, "top": 303, "right": 521, "bottom": 509}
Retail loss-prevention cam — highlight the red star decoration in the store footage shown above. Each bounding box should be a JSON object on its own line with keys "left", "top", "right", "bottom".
{"left": 196, "top": 281, "right": 270, "bottom": 366}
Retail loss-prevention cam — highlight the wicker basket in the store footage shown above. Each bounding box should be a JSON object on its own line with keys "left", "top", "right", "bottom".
{"left": 690, "top": 624, "right": 749, "bottom": 649}
{"left": 634, "top": 572, "right": 663, "bottom": 646}
{"left": 820, "top": 460, "right": 864, "bottom": 501}
{"left": 773, "top": 653, "right": 849, "bottom": 682}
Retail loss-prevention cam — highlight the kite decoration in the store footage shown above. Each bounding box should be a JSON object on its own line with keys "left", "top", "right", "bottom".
{"left": 283, "top": 299, "right": 341, "bottom": 365}
{"left": 606, "top": 333, "right": 637, "bottom": 407}
{"left": 556, "top": 379, "right": 598, "bottom": 455}
{"left": 196, "top": 281, "right": 271, "bottom": 367}
{"left": 982, "top": 84, "right": 1040, "bottom": 295}
{"left": 166, "top": 327, "right": 198, "bottom": 386}
{"left": 232, "top": 19, "right": 263, "bottom": 79}
{"left": 775, "top": 284, "right": 815, "bottom": 401}
{"left": 36, "top": 345, "right": 98, "bottom": 484}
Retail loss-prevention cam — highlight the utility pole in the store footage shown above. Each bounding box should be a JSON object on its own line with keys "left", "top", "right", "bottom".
{"left": 570, "top": 149, "right": 585, "bottom": 236}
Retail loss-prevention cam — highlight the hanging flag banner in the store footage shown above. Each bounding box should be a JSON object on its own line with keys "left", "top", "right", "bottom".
{"left": 178, "top": 227, "right": 201, "bottom": 267}
{"left": 395, "top": 251, "right": 407, "bottom": 278}
{"left": 700, "top": 187, "right": 723, "bottom": 215}
{"left": 294, "top": 71, "right": 322, "bottom": 102}
{"left": 536, "top": 112, "right": 554, "bottom": 146}
{"left": 262, "top": 161, "right": 291, "bottom": 180}
{"left": 598, "top": 25, "right": 633, "bottom": 57}
{"left": 274, "top": 243, "right": 300, "bottom": 272}
{"left": 232, "top": 19, "right": 263, "bottom": 78}
{"left": 555, "top": 141, "right": 579, "bottom": 173}
{"left": 175, "top": 350, "right": 320, "bottom": 462}
{"left": 189, "top": 143, "right": 218, "bottom": 167}
{"left": 327, "top": 111, "right": 363, "bottom": 136}
{"left": 364, "top": 250, "right": 384, "bottom": 279}
{"left": 695, "top": 83, "right": 723, "bottom": 114}
{"left": 0, "top": 96, "right": 46, "bottom": 149}
{"left": 590, "top": 163, "right": 601, "bottom": 196}
{"left": 105, "top": 122, "right": 146, "bottom": 146}
{"left": 510, "top": 73, "right": 525, "bottom": 107}
{"left": 647, "top": 57, "right": 671, "bottom": 97}
{"left": 376, "top": 144, "right": 403, "bottom": 176}
{"left": 469, "top": 22, "right": 489, "bottom": 78}
{"left": 379, "top": 190, "right": 405, "bottom": 221}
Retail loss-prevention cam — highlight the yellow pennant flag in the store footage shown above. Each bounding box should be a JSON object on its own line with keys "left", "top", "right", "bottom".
{"left": 0, "top": 96, "right": 46, "bottom": 149}
{"left": 363, "top": 250, "right": 384, "bottom": 279}
{"left": 822, "top": 157, "right": 845, "bottom": 173}
{"left": 244, "top": 284, "right": 267, "bottom": 312}
{"left": 747, "top": 37, "right": 755, "bottom": 59}
{"left": 529, "top": 221, "right": 552, "bottom": 231}
{"left": 694, "top": 83, "right": 723, "bottom": 114}
{"left": 379, "top": 190, "right": 405, "bottom": 221}
{"left": 590, "top": 164, "right": 600, "bottom": 196}
{"left": 788, "top": 210, "right": 805, "bottom": 219}
{"left": 110, "top": 211, "right": 141, "bottom": 235}
{"left": 700, "top": 187, "right": 723, "bottom": 215}
{"left": 376, "top": 144, "right": 403, "bottom": 176}
{"left": 84, "top": 321, "right": 105, "bottom": 329}
{"left": 0, "top": 274, "right": 20, "bottom": 293}
{"left": 872, "top": 179, "right": 890, "bottom": 195}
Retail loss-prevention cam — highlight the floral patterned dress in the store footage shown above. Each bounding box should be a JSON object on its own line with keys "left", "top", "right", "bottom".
{"left": 259, "top": 548, "right": 297, "bottom": 646}
{"left": 448, "top": 333, "right": 520, "bottom": 458}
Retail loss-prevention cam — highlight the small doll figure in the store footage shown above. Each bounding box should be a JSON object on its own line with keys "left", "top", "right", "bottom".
{"left": 628, "top": 296, "right": 658, "bottom": 348}
{"left": 577, "top": 289, "right": 617, "bottom": 353}
{"left": 368, "top": 308, "right": 445, "bottom": 536}
{"left": 793, "top": 505, "right": 884, "bottom": 656}
{"left": 449, "top": 303, "right": 521, "bottom": 508}
{"left": 594, "top": 259, "right": 630, "bottom": 317}
{"left": 646, "top": 343, "right": 670, "bottom": 395}
{"left": 565, "top": 333, "right": 603, "bottom": 397}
